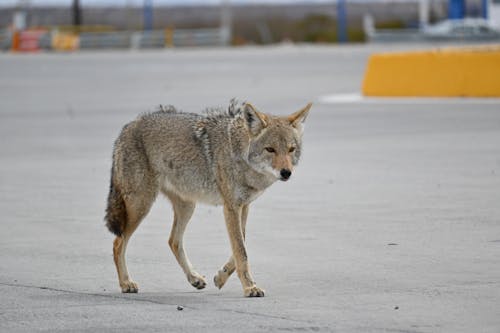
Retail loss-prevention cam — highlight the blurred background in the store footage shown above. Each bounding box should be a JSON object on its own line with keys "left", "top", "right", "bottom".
{"left": 1, "top": 0, "right": 500, "bottom": 51}
{"left": 2, "top": 2, "right": 500, "bottom": 332}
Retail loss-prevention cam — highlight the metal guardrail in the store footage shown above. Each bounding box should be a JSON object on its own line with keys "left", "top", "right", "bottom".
{"left": 38, "top": 33, "right": 51, "bottom": 49}
{"left": 79, "top": 31, "right": 130, "bottom": 49}
{"left": 137, "top": 31, "right": 165, "bottom": 48}
{"left": 0, "top": 29, "right": 11, "bottom": 51}
{"left": 1, "top": 28, "right": 228, "bottom": 51}
{"left": 79, "top": 28, "right": 225, "bottom": 49}
{"left": 368, "top": 29, "right": 424, "bottom": 42}
{"left": 171, "top": 29, "right": 225, "bottom": 47}
{"left": 367, "top": 28, "right": 500, "bottom": 43}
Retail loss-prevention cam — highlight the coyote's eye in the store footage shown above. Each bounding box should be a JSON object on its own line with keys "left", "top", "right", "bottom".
{"left": 289, "top": 146, "right": 296, "bottom": 153}
{"left": 265, "top": 147, "right": 275, "bottom": 153}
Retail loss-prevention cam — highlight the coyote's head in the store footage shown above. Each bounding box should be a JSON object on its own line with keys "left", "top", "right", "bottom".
{"left": 243, "top": 102, "right": 311, "bottom": 181}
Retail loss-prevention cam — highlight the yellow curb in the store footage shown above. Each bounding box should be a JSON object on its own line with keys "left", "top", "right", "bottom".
{"left": 362, "top": 45, "right": 500, "bottom": 97}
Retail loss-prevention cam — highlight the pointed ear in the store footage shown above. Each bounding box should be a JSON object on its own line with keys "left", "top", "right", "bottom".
{"left": 288, "top": 103, "right": 312, "bottom": 128}
{"left": 244, "top": 103, "right": 268, "bottom": 135}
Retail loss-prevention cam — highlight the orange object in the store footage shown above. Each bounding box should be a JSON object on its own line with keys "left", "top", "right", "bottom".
{"left": 362, "top": 46, "right": 500, "bottom": 97}
{"left": 11, "top": 31, "right": 20, "bottom": 51}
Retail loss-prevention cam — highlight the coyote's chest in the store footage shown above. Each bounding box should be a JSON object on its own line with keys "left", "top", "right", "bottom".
{"left": 162, "top": 174, "right": 224, "bottom": 205}
{"left": 162, "top": 171, "right": 267, "bottom": 206}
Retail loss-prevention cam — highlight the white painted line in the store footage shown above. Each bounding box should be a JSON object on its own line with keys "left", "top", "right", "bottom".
{"left": 316, "top": 93, "right": 363, "bottom": 104}
{"left": 316, "top": 93, "right": 500, "bottom": 105}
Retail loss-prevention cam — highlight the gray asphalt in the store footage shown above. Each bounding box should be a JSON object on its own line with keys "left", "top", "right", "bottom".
{"left": 1, "top": 44, "right": 500, "bottom": 332}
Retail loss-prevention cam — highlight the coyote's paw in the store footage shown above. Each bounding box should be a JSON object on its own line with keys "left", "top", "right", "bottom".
{"left": 120, "top": 280, "right": 139, "bottom": 293}
{"left": 244, "top": 286, "right": 265, "bottom": 297}
{"left": 214, "top": 269, "right": 230, "bottom": 290}
{"left": 188, "top": 272, "right": 207, "bottom": 290}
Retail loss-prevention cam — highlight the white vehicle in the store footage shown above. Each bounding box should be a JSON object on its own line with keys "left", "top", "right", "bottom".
{"left": 423, "top": 18, "right": 500, "bottom": 41}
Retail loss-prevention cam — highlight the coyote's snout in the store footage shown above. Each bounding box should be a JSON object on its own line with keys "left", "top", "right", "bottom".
{"left": 105, "top": 99, "right": 311, "bottom": 297}
{"left": 280, "top": 169, "right": 292, "bottom": 181}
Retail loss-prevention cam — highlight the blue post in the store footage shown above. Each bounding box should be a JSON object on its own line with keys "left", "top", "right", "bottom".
{"left": 481, "top": 0, "right": 488, "bottom": 19}
{"left": 143, "top": 0, "right": 153, "bottom": 31}
{"left": 337, "top": 0, "right": 347, "bottom": 43}
{"left": 448, "top": 0, "right": 465, "bottom": 19}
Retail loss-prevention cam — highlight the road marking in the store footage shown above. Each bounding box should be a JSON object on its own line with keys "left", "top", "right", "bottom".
{"left": 317, "top": 93, "right": 363, "bottom": 104}
{"left": 317, "top": 93, "right": 500, "bottom": 105}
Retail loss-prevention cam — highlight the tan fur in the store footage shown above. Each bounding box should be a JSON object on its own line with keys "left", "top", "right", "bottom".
{"left": 288, "top": 102, "right": 312, "bottom": 127}
{"left": 214, "top": 204, "right": 248, "bottom": 289}
{"left": 272, "top": 154, "right": 293, "bottom": 173}
{"left": 105, "top": 100, "right": 311, "bottom": 297}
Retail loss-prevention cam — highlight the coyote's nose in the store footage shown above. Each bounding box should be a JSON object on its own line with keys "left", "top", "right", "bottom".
{"left": 280, "top": 169, "right": 292, "bottom": 181}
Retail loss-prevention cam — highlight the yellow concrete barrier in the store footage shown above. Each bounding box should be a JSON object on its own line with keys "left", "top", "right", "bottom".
{"left": 362, "top": 46, "right": 500, "bottom": 97}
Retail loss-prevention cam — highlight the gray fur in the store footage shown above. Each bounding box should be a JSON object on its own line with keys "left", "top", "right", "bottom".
{"left": 105, "top": 99, "right": 311, "bottom": 296}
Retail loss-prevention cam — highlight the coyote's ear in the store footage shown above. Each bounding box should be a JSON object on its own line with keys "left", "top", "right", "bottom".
{"left": 288, "top": 103, "right": 312, "bottom": 128}
{"left": 244, "top": 103, "right": 268, "bottom": 135}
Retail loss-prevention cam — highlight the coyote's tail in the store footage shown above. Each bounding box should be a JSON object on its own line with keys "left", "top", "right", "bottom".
{"left": 105, "top": 167, "right": 127, "bottom": 237}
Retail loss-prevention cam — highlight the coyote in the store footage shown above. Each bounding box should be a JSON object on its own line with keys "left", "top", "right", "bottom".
{"left": 105, "top": 99, "right": 311, "bottom": 297}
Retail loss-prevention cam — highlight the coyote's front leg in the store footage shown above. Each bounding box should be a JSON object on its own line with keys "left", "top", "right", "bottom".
{"left": 223, "top": 203, "right": 265, "bottom": 297}
{"left": 214, "top": 204, "right": 248, "bottom": 290}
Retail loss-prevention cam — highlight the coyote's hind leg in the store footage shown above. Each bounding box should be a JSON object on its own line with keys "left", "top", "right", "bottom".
{"left": 113, "top": 190, "right": 156, "bottom": 293}
{"left": 113, "top": 235, "right": 137, "bottom": 293}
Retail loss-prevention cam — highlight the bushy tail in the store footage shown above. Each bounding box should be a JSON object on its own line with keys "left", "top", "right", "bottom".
{"left": 105, "top": 168, "right": 127, "bottom": 237}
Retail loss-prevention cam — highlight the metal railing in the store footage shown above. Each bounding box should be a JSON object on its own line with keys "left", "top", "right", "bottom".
{"left": 79, "top": 28, "right": 226, "bottom": 49}
{"left": 79, "top": 31, "right": 131, "bottom": 49}
{"left": 1, "top": 28, "right": 228, "bottom": 52}
{"left": 171, "top": 28, "right": 226, "bottom": 47}
{"left": 0, "top": 29, "right": 12, "bottom": 51}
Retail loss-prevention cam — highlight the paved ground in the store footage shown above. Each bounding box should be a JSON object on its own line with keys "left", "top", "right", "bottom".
{"left": 1, "top": 44, "right": 499, "bottom": 332}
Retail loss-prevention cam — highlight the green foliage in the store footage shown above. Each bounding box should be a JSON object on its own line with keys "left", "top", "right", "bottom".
{"left": 296, "top": 14, "right": 365, "bottom": 43}
{"left": 297, "top": 14, "right": 338, "bottom": 42}
{"left": 374, "top": 20, "right": 406, "bottom": 29}
{"left": 348, "top": 29, "right": 366, "bottom": 43}
{"left": 55, "top": 25, "right": 115, "bottom": 33}
{"left": 231, "top": 14, "right": 368, "bottom": 45}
